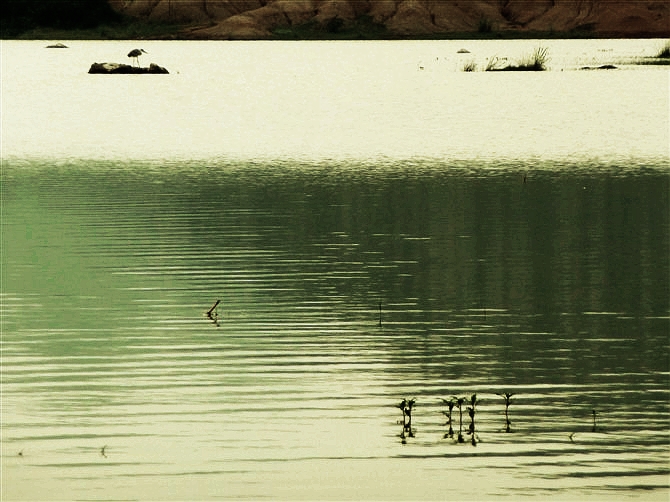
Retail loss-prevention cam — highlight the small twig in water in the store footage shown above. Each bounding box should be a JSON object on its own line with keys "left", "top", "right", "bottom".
{"left": 207, "top": 299, "right": 220, "bottom": 317}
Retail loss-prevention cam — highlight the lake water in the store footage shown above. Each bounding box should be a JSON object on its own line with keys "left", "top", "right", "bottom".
{"left": 1, "top": 39, "right": 669, "bottom": 500}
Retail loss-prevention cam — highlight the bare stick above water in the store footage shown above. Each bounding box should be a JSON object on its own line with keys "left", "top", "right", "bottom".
{"left": 207, "top": 300, "right": 221, "bottom": 317}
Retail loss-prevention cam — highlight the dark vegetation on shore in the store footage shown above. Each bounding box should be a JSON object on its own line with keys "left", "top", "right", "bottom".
{"left": 1, "top": 0, "right": 183, "bottom": 39}
{"left": 633, "top": 40, "right": 670, "bottom": 65}
{"left": 270, "top": 15, "right": 603, "bottom": 41}
{"left": 3, "top": 0, "right": 115, "bottom": 37}
{"left": 485, "top": 46, "right": 549, "bottom": 71}
{"left": 459, "top": 46, "right": 550, "bottom": 72}
{"left": 655, "top": 40, "right": 670, "bottom": 57}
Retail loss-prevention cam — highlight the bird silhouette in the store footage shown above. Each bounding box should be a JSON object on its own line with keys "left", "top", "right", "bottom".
{"left": 128, "top": 49, "right": 147, "bottom": 67}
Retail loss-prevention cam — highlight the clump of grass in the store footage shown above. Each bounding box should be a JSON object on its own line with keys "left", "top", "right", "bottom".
{"left": 656, "top": 40, "right": 670, "bottom": 58}
{"left": 485, "top": 56, "right": 503, "bottom": 71}
{"left": 530, "top": 45, "right": 549, "bottom": 69}
{"left": 513, "top": 46, "right": 549, "bottom": 70}
{"left": 486, "top": 46, "right": 549, "bottom": 71}
{"left": 462, "top": 60, "right": 477, "bottom": 72}
{"left": 631, "top": 40, "right": 670, "bottom": 66}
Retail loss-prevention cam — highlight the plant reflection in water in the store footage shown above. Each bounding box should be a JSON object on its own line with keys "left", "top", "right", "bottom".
{"left": 497, "top": 392, "right": 514, "bottom": 433}
{"left": 397, "top": 398, "right": 416, "bottom": 444}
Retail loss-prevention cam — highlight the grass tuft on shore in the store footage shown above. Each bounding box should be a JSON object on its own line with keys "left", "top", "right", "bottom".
{"left": 656, "top": 40, "right": 670, "bottom": 58}
{"left": 630, "top": 40, "right": 670, "bottom": 66}
{"left": 462, "top": 60, "right": 477, "bottom": 72}
{"left": 485, "top": 46, "right": 549, "bottom": 71}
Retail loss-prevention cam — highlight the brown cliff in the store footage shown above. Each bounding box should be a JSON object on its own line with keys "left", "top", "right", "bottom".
{"left": 107, "top": 0, "right": 670, "bottom": 39}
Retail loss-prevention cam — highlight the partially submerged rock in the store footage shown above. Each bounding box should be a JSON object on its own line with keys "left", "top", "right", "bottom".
{"left": 46, "top": 43, "right": 68, "bottom": 48}
{"left": 88, "top": 62, "right": 169, "bottom": 74}
{"left": 580, "top": 64, "right": 618, "bottom": 70}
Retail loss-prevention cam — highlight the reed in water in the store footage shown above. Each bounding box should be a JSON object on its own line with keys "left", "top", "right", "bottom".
{"left": 497, "top": 392, "right": 514, "bottom": 432}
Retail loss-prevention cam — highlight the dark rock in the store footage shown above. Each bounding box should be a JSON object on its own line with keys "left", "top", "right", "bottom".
{"left": 46, "top": 43, "right": 68, "bottom": 48}
{"left": 88, "top": 62, "right": 169, "bottom": 74}
{"left": 580, "top": 64, "right": 618, "bottom": 70}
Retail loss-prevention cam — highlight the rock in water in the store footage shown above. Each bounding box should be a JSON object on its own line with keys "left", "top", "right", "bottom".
{"left": 88, "top": 62, "right": 169, "bottom": 74}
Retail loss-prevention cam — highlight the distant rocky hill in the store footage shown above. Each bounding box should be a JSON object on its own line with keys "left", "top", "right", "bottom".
{"left": 108, "top": 0, "right": 669, "bottom": 39}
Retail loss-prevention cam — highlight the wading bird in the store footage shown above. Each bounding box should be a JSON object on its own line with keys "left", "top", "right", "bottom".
{"left": 128, "top": 48, "right": 147, "bottom": 67}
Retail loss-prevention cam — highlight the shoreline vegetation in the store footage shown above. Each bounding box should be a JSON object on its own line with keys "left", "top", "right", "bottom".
{"left": 459, "top": 46, "right": 549, "bottom": 72}
{"left": 485, "top": 46, "right": 549, "bottom": 71}
{"left": 5, "top": 21, "right": 669, "bottom": 42}
{"left": 267, "top": 16, "right": 623, "bottom": 41}
{"left": 0, "top": 22, "right": 604, "bottom": 41}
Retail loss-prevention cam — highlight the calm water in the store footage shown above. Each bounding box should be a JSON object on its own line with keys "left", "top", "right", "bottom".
{"left": 1, "top": 40, "right": 669, "bottom": 500}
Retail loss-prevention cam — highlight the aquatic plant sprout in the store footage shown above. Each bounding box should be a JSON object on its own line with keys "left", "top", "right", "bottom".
{"left": 497, "top": 392, "right": 514, "bottom": 432}
{"left": 467, "top": 394, "right": 478, "bottom": 446}
{"left": 397, "top": 398, "right": 416, "bottom": 443}
{"left": 442, "top": 398, "right": 456, "bottom": 439}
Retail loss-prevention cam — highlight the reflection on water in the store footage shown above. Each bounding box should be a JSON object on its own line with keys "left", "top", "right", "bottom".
{"left": 2, "top": 159, "right": 668, "bottom": 500}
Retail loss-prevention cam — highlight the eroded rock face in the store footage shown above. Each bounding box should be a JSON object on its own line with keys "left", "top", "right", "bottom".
{"left": 107, "top": 0, "right": 670, "bottom": 39}
{"left": 385, "top": 0, "right": 435, "bottom": 36}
